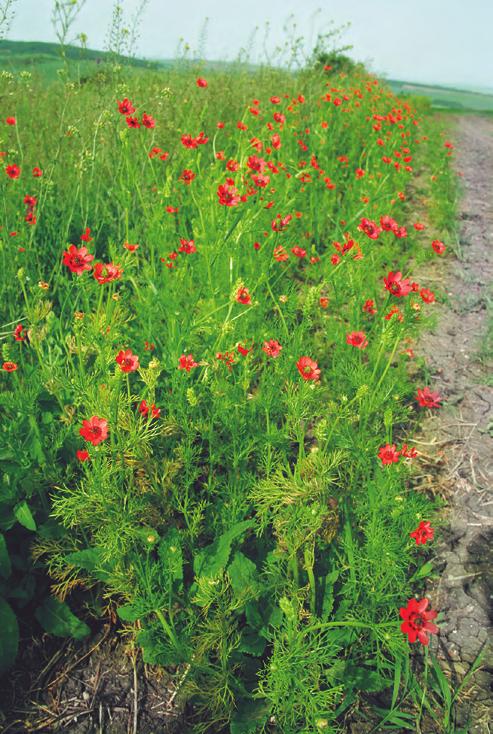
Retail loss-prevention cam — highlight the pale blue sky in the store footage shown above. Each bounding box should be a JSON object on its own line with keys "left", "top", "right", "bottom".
{"left": 8, "top": 0, "right": 493, "bottom": 90}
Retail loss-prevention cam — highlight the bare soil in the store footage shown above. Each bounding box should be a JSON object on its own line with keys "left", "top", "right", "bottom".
{"left": 419, "top": 115, "right": 493, "bottom": 732}
{"left": 0, "top": 621, "right": 184, "bottom": 733}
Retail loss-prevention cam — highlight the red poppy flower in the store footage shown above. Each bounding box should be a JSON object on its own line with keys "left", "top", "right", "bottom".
{"left": 6, "top": 117, "right": 16, "bottom": 125}
{"left": 237, "top": 343, "right": 253, "bottom": 356}
{"left": 378, "top": 443, "right": 400, "bottom": 465}
{"left": 320, "top": 297, "right": 329, "bottom": 309}
{"left": 126, "top": 116, "right": 140, "bottom": 128}
{"left": 432, "top": 240, "right": 446, "bottom": 255}
{"left": 271, "top": 214, "right": 292, "bottom": 232}
{"left": 273, "top": 245, "right": 289, "bottom": 262}
{"left": 251, "top": 173, "right": 270, "bottom": 188}
{"left": 394, "top": 226, "right": 408, "bottom": 239}
{"left": 93, "top": 262, "right": 123, "bottom": 284}
{"left": 124, "top": 242, "right": 139, "bottom": 252}
{"left": 80, "top": 227, "right": 93, "bottom": 242}
{"left": 139, "top": 400, "right": 160, "bottom": 418}
{"left": 117, "top": 98, "right": 135, "bottom": 115}
{"left": 380, "top": 215, "right": 398, "bottom": 232}
{"left": 291, "top": 246, "right": 306, "bottom": 259}
{"left": 80, "top": 416, "right": 109, "bottom": 446}
{"left": 32, "top": 167, "right": 43, "bottom": 177}
{"left": 410, "top": 521, "right": 435, "bottom": 546}
{"left": 346, "top": 331, "right": 368, "bottom": 349}
{"left": 363, "top": 299, "right": 377, "bottom": 315}
{"left": 236, "top": 287, "right": 251, "bottom": 305}
{"left": 385, "top": 305, "right": 404, "bottom": 322}
{"left": 262, "top": 339, "right": 282, "bottom": 358}
{"left": 62, "top": 245, "right": 94, "bottom": 274}
{"left": 420, "top": 288, "right": 435, "bottom": 304}
{"left": 359, "top": 217, "right": 381, "bottom": 240}
{"left": 181, "top": 133, "right": 197, "bottom": 149}
{"left": 247, "top": 155, "right": 266, "bottom": 173}
{"left": 178, "top": 354, "right": 198, "bottom": 372}
{"left": 383, "top": 271, "right": 412, "bottom": 298}
{"left": 5, "top": 164, "right": 20, "bottom": 179}
{"left": 217, "top": 180, "right": 240, "bottom": 207}
{"left": 142, "top": 113, "right": 155, "bottom": 128}
{"left": 400, "top": 443, "right": 418, "bottom": 459}
{"left": 2, "top": 361, "right": 17, "bottom": 372}
{"left": 23, "top": 195, "right": 37, "bottom": 209}
{"left": 13, "top": 324, "right": 25, "bottom": 341}
{"left": 179, "top": 169, "right": 196, "bottom": 185}
{"left": 115, "top": 349, "right": 140, "bottom": 373}
{"left": 196, "top": 77, "right": 208, "bottom": 87}
{"left": 178, "top": 238, "right": 196, "bottom": 254}
{"left": 400, "top": 598, "right": 438, "bottom": 645}
{"left": 416, "top": 387, "right": 442, "bottom": 408}
{"left": 296, "top": 356, "right": 320, "bottom": 381}
{"left": 76, "top": 449, "right": 90, "bottom": 462}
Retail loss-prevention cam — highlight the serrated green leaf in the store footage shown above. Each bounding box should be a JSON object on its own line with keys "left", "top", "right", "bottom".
{"left": 65, "top": 548, "right": 112, "bottom": 582}
{"left": 237, "top": 627, "right": 266, "bottom": 657}
{"left": 321, "top": 569, "right": 339, "bottom": 619}
{"left": 228, "top": 552, "right": 259, "bottom": 597}
{"left": 35, "top": 597, "right": 90, "bottom": 640}
{"left": 230, "top": 698, "right": 270, "bottom": 734}
{"left": 117, "top": 603, "right": 141, "bottom": 623}
{"left": 194, "top": 520, "right": 253, "bottom": 578}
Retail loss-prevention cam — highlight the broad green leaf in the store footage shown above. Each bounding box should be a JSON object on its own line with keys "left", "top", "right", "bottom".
{"left": 0, "top": 533, "right": 11, "bottom": 578}
{"left": 321, "top": 569, "right": 339, "bottom": 619}
{"left": 65, "top": 548, "right": 112, "bottom": 582}
{"left": 35, "top": 597, "right": 90, "bottom": 640}
{"left": 228, "top": 552, "right": 259, "bottom": 597}
{"left": 409, "top": 561, "right": 434, "bottom": 582}
{"left": 0, "top": 597, "right": 19, "bottom": 673}
{"left": 346, "top": 664, "right": 390, "bottom": 692}
{"left": 14, "top": 501, "right": 36, "bottom": 531}
{"left": 230, "top": 698, "right": 270, "bottom": 734}
{"left": 193, "top": 520, "right": 253, "bottom": 578}
{"left": 237, "top": 627, "right": 266, "bottom": 657}
{"left": 117, "top": 603, "right": 141, "bottom": 623}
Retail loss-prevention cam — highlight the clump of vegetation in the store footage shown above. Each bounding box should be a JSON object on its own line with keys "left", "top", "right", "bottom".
{"left": 0, "top": 7, "right": 458, "bottom": 731}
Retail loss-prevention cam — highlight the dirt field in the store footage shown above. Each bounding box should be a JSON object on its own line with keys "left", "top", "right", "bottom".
{"left": 421, "top": 115, "right": 493, "bottom": 732}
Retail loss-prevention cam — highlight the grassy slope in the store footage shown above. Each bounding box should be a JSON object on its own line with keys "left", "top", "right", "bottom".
{"left": 2, "top": 40, "right": 493, "bottom": 111}
{"left": 387, "top": 78, "right": 493, "bottom": 112}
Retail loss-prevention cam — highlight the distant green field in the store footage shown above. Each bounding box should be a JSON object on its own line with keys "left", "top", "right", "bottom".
{"left": 388, "top": 79, "right": 493, "bottom": 112}
{"left": 0, "top": 39, "right": 159, "bottom": 80}
{"left": 1, "top": 40, "right": 492, "bottom": 112}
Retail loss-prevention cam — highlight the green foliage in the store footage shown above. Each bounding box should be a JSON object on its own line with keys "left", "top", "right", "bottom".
{"left": 0, "top": 35, "right": 459, "bottom": 732}
{"left": 34, "top": 595, "right": 91, "bottom": 639}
